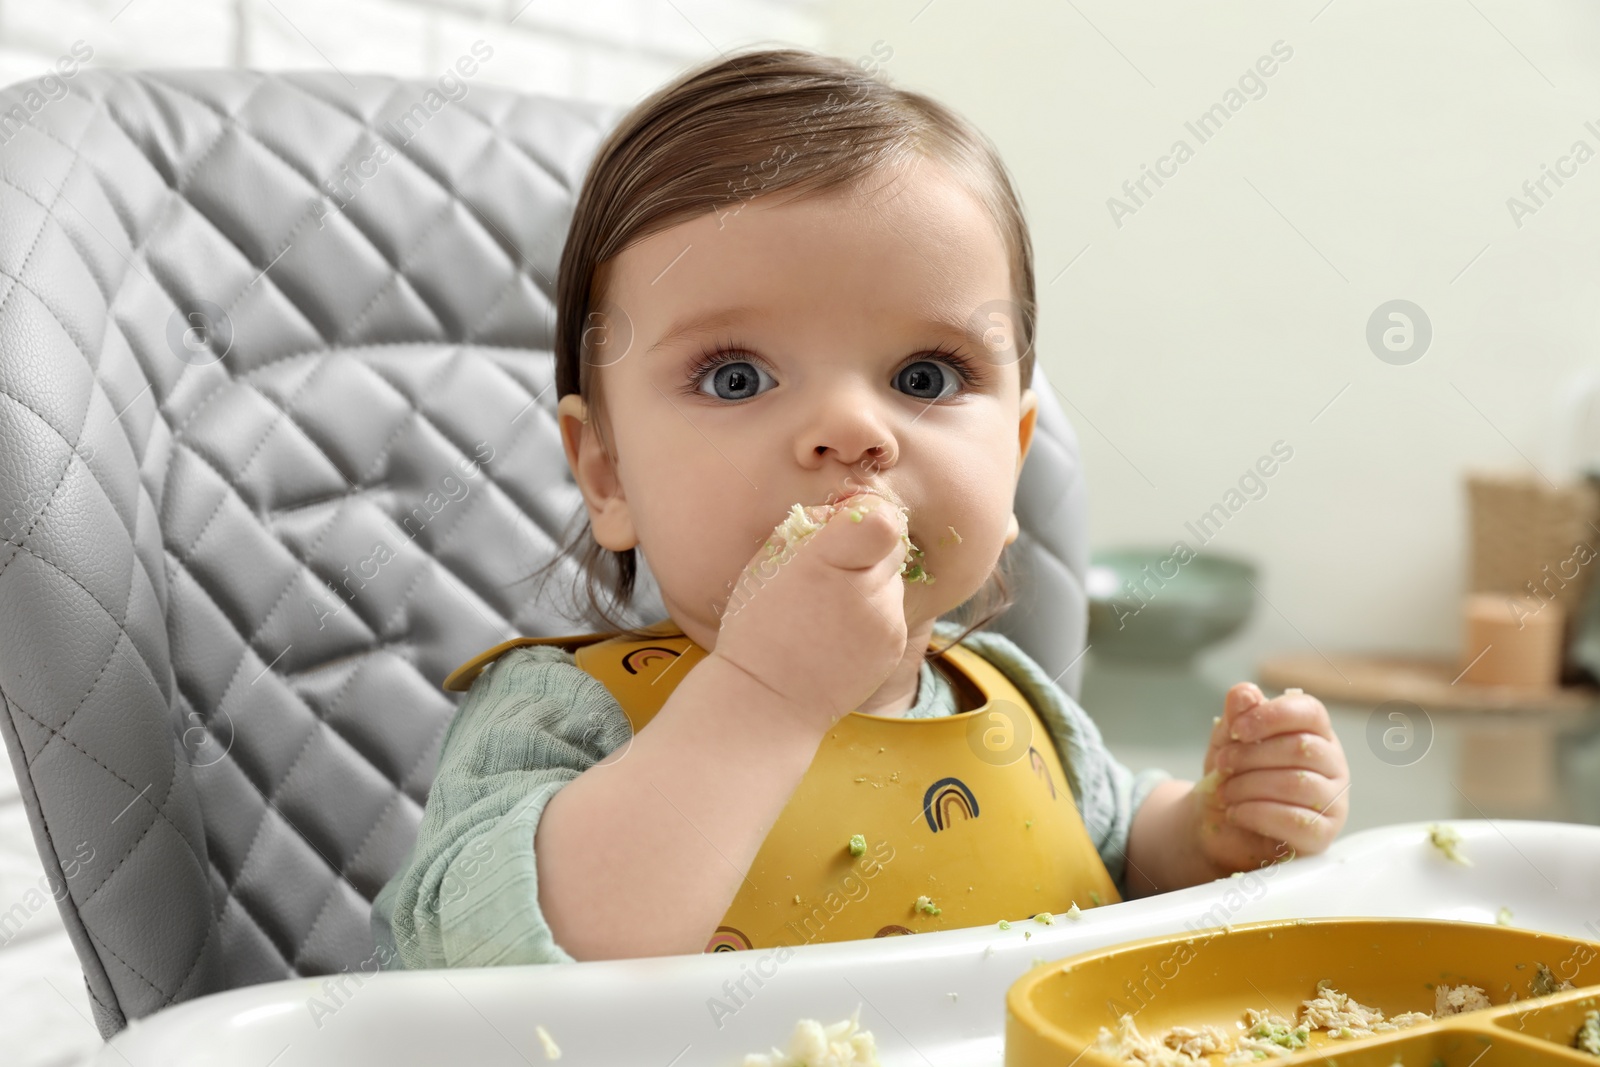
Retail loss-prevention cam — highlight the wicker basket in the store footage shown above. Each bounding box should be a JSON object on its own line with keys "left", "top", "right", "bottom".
{"left": 1465, "top": 469, "right": 1600, "bottom": 672}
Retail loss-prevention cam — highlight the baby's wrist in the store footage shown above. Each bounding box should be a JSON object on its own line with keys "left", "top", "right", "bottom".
{"left": 698, "top": 651, "right": 830, "bottom": 742}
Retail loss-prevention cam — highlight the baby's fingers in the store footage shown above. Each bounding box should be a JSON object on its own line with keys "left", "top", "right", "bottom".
{"left": 1217, "top": 767, "right": 1340, "bottom": 812}
{"left": 1227, "top": 797, "right": 1345, "bottom": 852}
{"left": 1215, "top": 732, "right": 1343, "bottom": 779}
{"left": 1229, "top": 690, "right": 1334, "bottom": 744}
{"left": 1206, "top": 682, "right": 1263, "bottom": 775}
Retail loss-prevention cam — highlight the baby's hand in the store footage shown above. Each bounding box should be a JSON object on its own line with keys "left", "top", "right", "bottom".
{"left": 710, "top": 492, "right": 911, "bottom": 732}
{"left": 1195, "top": 682, "right": 1350, "bottom": 872}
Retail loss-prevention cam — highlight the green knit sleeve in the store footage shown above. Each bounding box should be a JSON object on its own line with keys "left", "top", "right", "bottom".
{"left": 370, "top": 643, "right": 634, "bottom": 969}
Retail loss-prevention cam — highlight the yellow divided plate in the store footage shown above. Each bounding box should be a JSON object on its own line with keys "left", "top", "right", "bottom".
{"left": 1006, "top": 918, "right": 1600, "bottom": 1067}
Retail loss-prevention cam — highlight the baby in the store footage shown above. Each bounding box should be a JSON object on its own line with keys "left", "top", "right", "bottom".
{"left": 371, "top": 46, "right": 1350, "bottom": 969}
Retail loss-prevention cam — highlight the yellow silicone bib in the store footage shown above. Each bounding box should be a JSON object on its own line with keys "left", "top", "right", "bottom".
{"left": 443, "top": 620, "right": 1121, "bottom": 952}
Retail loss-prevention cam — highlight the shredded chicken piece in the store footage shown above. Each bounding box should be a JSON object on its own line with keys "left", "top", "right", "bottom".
{"left": 1434, "top": 984, "right": 1491, "bottom": 1016}
{"left": 1576, "top": 1009, "right": 1600, "bottom": 1056}
{"left": 741, "top": 1005, "right": 880, "bottom": 1067}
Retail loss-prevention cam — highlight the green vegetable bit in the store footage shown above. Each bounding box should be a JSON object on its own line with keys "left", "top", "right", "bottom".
{"left": 1531, "top": 962, "right": 1566, "bottom": 998}
{"left": 997, "top": 919, "right": 1011, "bottom": 930}
{"left": 1248, "top": 1019, "right": 1310, "bottom": 1050}
{"left": 899, "top": 541, "right": 934, "bottom": 585}
{"left": 848, "top": 834, "right": 866, "bottom": 856}
{"left": 914, "top": 894, "right": 941, "bottom": 917}
{"left": 1089, "top": 891, "right": 1103, "bottom": 906}
{"left": 1427, "top": 823, "right": 1471, "bottom": 865}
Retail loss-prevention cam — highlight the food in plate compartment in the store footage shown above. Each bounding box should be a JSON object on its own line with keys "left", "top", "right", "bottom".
{"left": 1576, "top": 1009, "right": 1600, "bottom": 1057}
{"left": 1529, "top": 962, "right": 1576, "bottom": 999}
{"left": 1093, "top": 979, "right": 1481, "bottom": 1067}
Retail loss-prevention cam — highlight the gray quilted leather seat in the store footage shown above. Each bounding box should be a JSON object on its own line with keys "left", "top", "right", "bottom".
{"left": 0, "top": 69, "right": 1091, "bottom": 1040}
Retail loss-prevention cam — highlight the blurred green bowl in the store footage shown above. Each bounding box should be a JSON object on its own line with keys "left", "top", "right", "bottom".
{"left": 1085, "top": 547, "right": 1257, "bottom": 663}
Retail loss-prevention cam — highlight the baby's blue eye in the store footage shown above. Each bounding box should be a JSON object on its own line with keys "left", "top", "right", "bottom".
{"left": 895, "top": 360, "right": 960, "bottom": 401}
{"left": 698, "top": 359, "right": 776, "bottom": 401}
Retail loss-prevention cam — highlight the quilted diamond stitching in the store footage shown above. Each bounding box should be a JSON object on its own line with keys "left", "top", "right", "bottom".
{"left": 3, "top": 684, "right": 219, "bottom": 1003}
{"left": 156, "top": 395, "right": 527, "bottom": 956}
{"left": 147, "top": 75, "right": 493, "bottom": 347}
{"left": 0, "top": 71, "right": 632, "bottom": 1035}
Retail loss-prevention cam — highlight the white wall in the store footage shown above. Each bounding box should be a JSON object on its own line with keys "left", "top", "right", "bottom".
{"left": 0, "top": 0, "right": 826, "bottom": 108}
{"left": 824, "top": 0, "right": 1600, "bottom": 669}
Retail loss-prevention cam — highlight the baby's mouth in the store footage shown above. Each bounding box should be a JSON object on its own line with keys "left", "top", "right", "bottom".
{"left": 824, "top": 492, "right": 935, "bottom": 586}
{"left": 766, "top": 493, "right": 934, "bottom": 584}
{"left": 831, "top": 484, "right": 904, "bottom": 510}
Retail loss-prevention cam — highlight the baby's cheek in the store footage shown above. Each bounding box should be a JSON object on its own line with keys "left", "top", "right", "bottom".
{"left": 925, "top": 496, "right": 1011, "bottom": 588}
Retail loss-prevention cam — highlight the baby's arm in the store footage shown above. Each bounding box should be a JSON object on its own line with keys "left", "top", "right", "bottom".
{"left": 540, "top": 492, "right": 915, "bottom": 960}
{"left": 536, "top": 654, "right": 829, "bottom": 960}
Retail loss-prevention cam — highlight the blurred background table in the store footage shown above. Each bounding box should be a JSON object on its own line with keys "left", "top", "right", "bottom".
{"left": 1258, "top": 652, "right": 1600, "bottom": 821}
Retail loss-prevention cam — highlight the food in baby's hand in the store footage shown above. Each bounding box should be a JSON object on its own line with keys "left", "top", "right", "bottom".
{"left": 741, "top": 1005, "right": 880, "bottom": 1067}
{"left": 768, "top": 503, "right": 827, "bottom": 560}
{"left": 765, "top": 498, "right": 931, "bottom": 583}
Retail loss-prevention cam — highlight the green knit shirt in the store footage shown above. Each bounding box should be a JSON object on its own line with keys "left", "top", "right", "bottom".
{"left": 370, "top": 620, "right": 1169, "bottom": 968}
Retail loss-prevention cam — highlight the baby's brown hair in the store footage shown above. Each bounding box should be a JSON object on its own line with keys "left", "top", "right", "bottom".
{"left": 529, "top": 46, "right": 1038, "bottom": 652}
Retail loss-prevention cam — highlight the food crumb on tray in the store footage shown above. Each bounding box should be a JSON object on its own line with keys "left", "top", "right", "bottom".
{"left": 534, "top": 1023, "right": 561, "bottom": 1060}
{"left": 1426, "top": 823, "right": 1470, "bottom": 865}
{"left": 741, "top": 1005, "right": 880, "bottom": 1067}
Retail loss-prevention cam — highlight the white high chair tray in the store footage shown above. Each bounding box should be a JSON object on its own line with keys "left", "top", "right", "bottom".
{"left": 92, "top": 820, "right": 1600, "bottom": 1067}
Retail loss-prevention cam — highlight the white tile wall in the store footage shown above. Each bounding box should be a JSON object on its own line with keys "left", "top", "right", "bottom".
{"left": 0, "top": 4, "right": 827, "bottom": 1065}
{"left": 0, "top": 0, "right": 830, "bottom": 107}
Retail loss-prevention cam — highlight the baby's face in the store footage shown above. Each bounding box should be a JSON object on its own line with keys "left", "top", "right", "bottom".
{"left": 561, "top": 154, "right": 1038, "bottom": 650}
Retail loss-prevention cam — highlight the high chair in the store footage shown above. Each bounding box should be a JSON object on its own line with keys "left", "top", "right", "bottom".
{"left": 0, "top": 68, "right": 1096, "bottom": 1041}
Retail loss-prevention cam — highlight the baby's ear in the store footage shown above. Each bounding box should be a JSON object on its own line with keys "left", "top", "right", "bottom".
{"left": 1004, "top": 389, "right": 1039, "bottom": 546}
{"left": 1015, "top": 387, "right": 1039, "bottom": 480}
{"left": 556, "top": 393, "right": 638, "bottom": 550}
